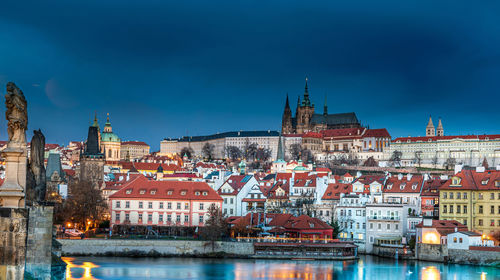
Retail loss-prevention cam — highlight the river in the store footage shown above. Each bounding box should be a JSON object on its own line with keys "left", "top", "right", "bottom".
{"left": 62, "top": 255, "right": 499, "bottom": 280}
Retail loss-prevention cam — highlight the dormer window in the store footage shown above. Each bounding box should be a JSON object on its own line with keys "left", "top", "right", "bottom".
{"left": 452, "top": 177, "right": 461, "bottom": 186}
{"left": 203, "top": 192, "right": 208, "bottom": 196}
{"left": 181, "top": 191, "right": 187, "bottom": 195}
{"left": 167, "top": 190, "right": 173, "bottom": 195}
{"left": 400, "top": 183, "right": 406, "bottom": 190}
{"left": 495, "top": 180, "right": 500, "bottom": 187}
{"left": 125, "top": 189, "right": 132, "bottom": 194}
{"left": 412, "top": 183, "right": 418, "bottom": 190}
{"left": 139, "top": 189, "right": 146, "bottom": 194}
{"left": 309, "top": 223, "right": 315, "bottom": 228}
{"left": 150, "top": 189, "right": 157, "bottom": 195}
{"left": 481, "top": 179, "right": 489, "bottom": 185}
{"left": 195, "top": 191, "right": 200, "bottom": 196}
{"left": 387, "top": 184, "right": 393, "bottom": 190}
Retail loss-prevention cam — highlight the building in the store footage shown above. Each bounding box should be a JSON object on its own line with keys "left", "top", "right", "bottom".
{"left": 365, "top": 203, "right": 410, "bottom": 253}
{"left": 120, "top": 141, "right": 150, "bottom": 160}
{"left": 447, "top": 231, "right": 485, "bottom": 250}
{"left": 109, "top": 175, "right": 222, "bottom": 227}
{"left": 420, "top": 177, "right": 446, "bottom": 218}
{"left": 336, "top": 193, "right": 369, "bottom": 252}
{"left": 439, "top": 169, "right": 500, "bottom": 235}
{"left": 160, "top": 130, "right": 280, "bottom": 159}
{"left": 382, "top": 174, "right": 423, "bottom": 213}
{"left": 100, "top": 114, "right": 121, "bottom": 163}
{"left": 217, "top": 174, "right": 259, "bottom": 216}
{"left": 79, "top": 121, "right": 105, "bottom": 187}
{"left": 45, "top": 151, "right": 67, "bottom": 199}
{"left": 281, "top": 78, "right": 361, "bottom": 134}
{"left": 386, "top": 118, "right": 500, "bottom": 167}
{"left": 416, "top": 218, "right": 467, "bottom": 245}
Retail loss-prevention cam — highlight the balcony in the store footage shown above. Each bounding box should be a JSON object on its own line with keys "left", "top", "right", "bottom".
{"left": 367, "top": 216, "right": 400, "bottom": 221}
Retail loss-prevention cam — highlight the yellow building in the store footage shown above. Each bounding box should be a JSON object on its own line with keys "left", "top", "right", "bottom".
{"left": 100, "top": 114, "right": 121, "bottom": 164}
{"left": 439, "top": 169, "right": 500, "bottom": 235}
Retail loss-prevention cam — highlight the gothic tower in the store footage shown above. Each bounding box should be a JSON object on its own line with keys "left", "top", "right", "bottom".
{"left": 426, "top": 116, "right": 435, "bottom": 137}
{"left": 281, "top": 94, "right": 293, "bottom": 134}
{"left": 296, "top": 77, "right": 315, "bottom": 133}
{"left": 79, "top": 116, "right": 105, "bottom": 188}
{"left": 436, "top": 118, "right": 444, "bottom": 136}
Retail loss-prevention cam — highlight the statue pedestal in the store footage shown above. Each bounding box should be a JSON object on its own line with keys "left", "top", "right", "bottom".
{"left": 0, "top": 145, "right": 26, "bottom": 208}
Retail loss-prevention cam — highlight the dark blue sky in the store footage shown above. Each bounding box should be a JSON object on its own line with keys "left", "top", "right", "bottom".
{"left": 1, "top": 0, "right": 499, "bottom": 150}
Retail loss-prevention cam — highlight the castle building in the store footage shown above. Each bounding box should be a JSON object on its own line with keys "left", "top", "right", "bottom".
{"left": 79, "top": 118, "right": 105, "bottom": 187}
{"left": 281, "top": 78, "right": 361, "bottom": 134}
{"left": 100, "top": 113, "right": 121, "bottom": 163}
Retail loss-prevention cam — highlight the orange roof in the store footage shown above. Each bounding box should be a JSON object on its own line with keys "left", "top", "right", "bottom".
{"left": 302, "top": 132, "right": 323, "bottom": 139}
{"left": 363, "top": 128, "right": 391, "bottom": 138}
{"left": 383, "top": 175, "right": 423, "bottom": 193}
{"left": 321, "top": 128, "right": 365, "bottom": 139}
{"left": 110, "top": 175, "right": 222, "bottom": 201}
{"left": 121, "top": 141, "right": 149, "bottom": 146}
{"left": 322, "top": 183, "right": 351, "bottom": 200}
{"left": 393, "top": 134, "right": 500, "bottom": 143}
{"left": 440, "top": 170, "right": 500, "bottom": 191}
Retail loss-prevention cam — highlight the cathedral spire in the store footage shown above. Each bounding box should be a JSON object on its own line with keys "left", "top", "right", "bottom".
{"left": 284, "top": 93, "right": 290, "bottom": 110}
{"left": 436, "top": 118, "right": 444, "bottom": 136}
{"left": 92, "top": 111, "right": 99, "bottom": 127}
{"left": 426, "top": 115, "right": 435, "bottom": 137}
{"left": 276, "top": 131, "right": 285, "bottom": 162}
{"left": 302, "top": 77, "right": 311, "bottom": 106}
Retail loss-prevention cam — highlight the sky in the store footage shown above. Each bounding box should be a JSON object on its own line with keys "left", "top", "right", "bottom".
{"left": 1, "top": 0, "right": 499, "bottom": 150}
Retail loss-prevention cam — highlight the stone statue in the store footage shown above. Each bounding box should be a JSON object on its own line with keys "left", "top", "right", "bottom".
{"left": 5, "top": 82, "right": 28, "bottom": 145}
{"left": 26, "top": 129, "right": 47, "bottom": 204}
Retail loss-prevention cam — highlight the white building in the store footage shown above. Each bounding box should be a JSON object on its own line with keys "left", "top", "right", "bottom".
{"left": 447, "top": 231, "right": 485, "bottom": 250}
{"left": 336, "top": 193, "right": 370, "bottom": 252}
{"left": 217, "top": 174, "right": 259, "bottom": 216}
{"left": 365, "top": 203, "right": 410, "bottom": 253}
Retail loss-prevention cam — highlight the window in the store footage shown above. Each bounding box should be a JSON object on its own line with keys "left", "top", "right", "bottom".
{"left": 443, "top": 205, "right": 447, "bottom": 213}
{"left": 139, "top": 189, "right": 146, "bottom": 195}
{"left": 491, "top": 206, "right": 495, "bottom": 214}
{"left": 363, "top": 223, "right": 366, "bottom": 229}
{"left": 453, "top": 237, "right": 457, "bottom": 243}
{"left": 230, "top": 198, "right": 234, "bottom": 204}
{"left": 125, "top": 213, "right": 129, "bottom": 221}
{"left": 167, "top": 214, "right": 171, "bottom": 222}
{"left": 148, "top": 202, "right": 153, "bottom": 209}
{"left": 457, "top": 193, "right": 461, "bottom": 199}
{"left": 148, "top": 214, "right": 152, "bottom": 222}
{"left": 478, "top": 219, "right": 483, "bottom": 226}
{"left": 200, "top": 203, "right": 204, "bottom": 210}
{"left": 139, "top": 202, "right": 143, "bottom": 209}
{"left": 176, "top": 215, "right": 181, "bottom": 223}
{"left": 449, "top": 192, "right": 454, "bottom": 199}
{"left": 378, "top": 223, "right": 381, "bottom": 230}
{"left": 464, "top": 205, "right": 467, "bottom": 214}
{"left": 224, "top": 198, "right": 227, "bottom": 203}
{"left": 159, "top": 214, "right": 163, "bottom": 222}
{"left": 459, "top": 238, "right": 463, "bottom": 243}
{"left": 370, "top": 236, "right": 374, "bottom": 243}
{"left": 168, "top": 202, "right": 172, "bottom": 209}
{"left": 115, "top": 213, "right": 120, "bottom": 222}
{"left": 457, "top": 205, "right": 461, "bottom": 214}
{"left": 138, "top": 213, "right": 143, "bottom": 222}
{"left": 463, "top": 219, "right": 467, "bottom": 226}
{"left": 125, "top": 189, "right": 132, "bottom": 194}
{"left": 185, "top": 215, "right": 189, "bottom": 223}
{"left": 185, "top": 203, "right": 189, "bottom": 210}
{"left": 395, "top": 224, "right": 399, "bottom": 230}
{"left": 491, "top": 193, "right": 495, "bottom": 200}
{"left": 479, "top": 205, "right": 483, "bottom": 214}
{"left": 450, "top": 205, "right": 454, "bottom": 214}
{"left": 125, "top": 201, "right": 130, "bottom": 208}
{"left": 463, "top": 193, "right": 467, "bottom": 199}
{"left": 177, "top": 203, "right": 181, "bottom": 210}
{"left": 387, "top": 224, "right": 390, "bottom": 230}
{"left": 159, "top": 202, "right": 164, "bottom": 209}
{"left": 199, "top": 215, "right": 204, "bottom": 224}
{"left": 491, "top": 220, "right": 495, "bottom": 226}
{"left": 230, "top": 209, "right": 233, "bottom": 214}
{"left": 443, "top": 193, "right": 447, "bottom": 199}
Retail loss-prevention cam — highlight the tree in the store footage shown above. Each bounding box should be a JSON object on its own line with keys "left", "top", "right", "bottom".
{"left": 389, "top": 150, "right": 402, "bottom": 167}
{"left": 289, "top": 143, "right": 302, "bottom": 160}
{"left": 243, "top": 139, "right": 258, "bottom": 161}
{"left": 294, "top": 192, "right": 316, "bottom": 216}
{"left": 363, "top": 156, "right": 378, "bottom": 167}
{"left": 482, "top": 157, "right": 489, "bottom": 169}
{"left": 328, "top": 220, "right": 341, "bottom": 239}
{"left": 225, "top": 145, "right": 242, "bottom": 161}
{"left": 200, "top": 204, "right": 228, "bottom": 251}
{"left": 255, "top": 147, "right": 272, "bottom": 162}
{"left": 431, "top": 154, "right": 439, "bottom": 168}
{"left": 301, "top": 149, "right": 314, "bottom": 163}
{"left": 180, "top": 147, "right": 194, "bottom": 159}
{"left": 444, "top": 157, "right": 456, "bottom": 170}
{"left": 202, "top": 143, "right": 215, "bottom": 161}
{"left": 60, "top": 180, "right": 107, "bottom": 231}
{"left": 414, "top": 151, "right": 423, "bottom": 168}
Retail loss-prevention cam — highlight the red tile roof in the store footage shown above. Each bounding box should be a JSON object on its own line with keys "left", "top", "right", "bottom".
{"left": 416, "top": 219, "right": 468, "bottom": 236}
{"left": 120, "top": 161, "right": 184, "bottom": 172}
{"left": 218, "top": 175, "right": 250, "bottom": 195}
{"left": 363, "top": 128, "right": 391, "bottom": 138}
{"left": 121, "top": 141, "right": 149, "bottom": 146}
{"left": 393, "top": 134, "right": 500, "bottom": 143}
{"left": 383, "top": 175, "right": 423, "bottom": 193}
{"left": 440, "top": 170, "right": 500, "bottom": 191}
{"left": 302, "top": 132, "right": 323, "bottom": 139}
{"left": 109, "top": 175, "right": 222, "bottom": 201}
{"left": 321, "top": 128, "right": 365, "bottom": 139}
{"left": 322, "top": 183, "right": 351, "bottom": 200}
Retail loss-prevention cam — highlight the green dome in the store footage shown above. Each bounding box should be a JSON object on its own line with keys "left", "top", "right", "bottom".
{"left": 101, "top": 132, "right": 120, "bottom": 142}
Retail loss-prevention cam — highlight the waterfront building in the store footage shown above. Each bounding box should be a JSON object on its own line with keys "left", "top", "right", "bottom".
{"left": 416, "top": 218, "right": 467, "bottom": 245}
{"left": 336, "top": 193, "right": 370, "bottom": 252}
{"left": 241, "top": 183, "right": 267, "bottom": 216}
{"left": 439, "top": 168, "right": 500, "bottom": 235}
{"left": 420, "top": 177, "right": 446, "bottom": 218}
{"left": 382, "top": 174, "right": 423, "bottom": 213}
{"left": 120, "top": 141, "right": 150, "bottom": 161}
{"left": 45, "top": 151, "right": 67, "bottom": 198}
{"left": 365, "top": 203, "right": 410, "bottom": 253}
{"left": 160, "top": 130, "right": 280, "bottom": 159}
{"left": 109, "top": 175, "right": 222, "bottom": 227}
{"left": 217, "top": 174, "right": 259, "bottom": 216}
{"left": 100, "top": 114, "right": 121, "bottom": 164}
{"left": 316, "top": 182, "right": 351, "bottom": 223}
{"left": 281, "top": 78, "right": 361, "bottom": 134}
{"left": 447, "top": 231, "right": 486, "bottom": 250}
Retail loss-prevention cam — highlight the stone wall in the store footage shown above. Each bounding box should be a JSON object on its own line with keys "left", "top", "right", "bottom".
{"left": 0, "top": 207, "right": 28, "bottom": 280}
{"left": 416, "top": 243, "right": 448, "bottom": 262}
{"left": 372, "top": 245, "right": 413, "bottom": 259}
{"left": 59, "top": 239, "right": 254, "bottom": 257}
{"left": 25, "top": 206, "right": 54, "bottom": 280}
{"left": 448, "top": 248, "right": 500, "bottom": 266}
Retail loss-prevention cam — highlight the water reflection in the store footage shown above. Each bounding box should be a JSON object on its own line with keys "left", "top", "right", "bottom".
{"left": 62, "top": 256, "right": 499, "bottom": 280}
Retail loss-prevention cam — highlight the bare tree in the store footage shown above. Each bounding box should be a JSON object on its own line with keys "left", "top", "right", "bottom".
{"left": 202, "top": 143, "right": 215, "bottom": 161}
{"left": 414, "top": 151, "right": 423, "bottom": 168}
{"left": 389, "top": 150, "right": 402, "bottom": 167}
{"left": 301, "top": 149, "right": 314, "bottom": 163}
{"left": 243, "top": 139, "right": 258, "bottom": 161}
{"left": 225, "top": 146, "right": 242, "bottom": 161}
{"left": 444, "top": 157, "right": 456, "bottom": 170}
{"left": 200, "top": 204, "right": 228, "bottom": 251}
{"left": 431, "top": 154, "right": 438, "bottom": 168}
{"left": 289, "top": 143, "right": 302, "bottom": 160}
{"left": 255, "top": 147, "right": 272, "bottom": 162}
{"left": 363, "top": 156, "right": 378, "bottom": 167}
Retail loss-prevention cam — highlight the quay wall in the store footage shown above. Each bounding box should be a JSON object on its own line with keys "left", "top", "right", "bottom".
{"left": 417, "top": 244, "right": 448, "bottom": 263}
{"left": 58, "top": 239, "right": 254, "bottom": 257}
{"left": 417, "top": 243, "right": 500, "bottom": 266}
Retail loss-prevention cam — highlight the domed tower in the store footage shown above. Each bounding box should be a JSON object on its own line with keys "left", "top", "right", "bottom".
{"left": 100, "top": 113, "right": 121, "bottom": 163}
{"left": 426, "top": 116, "right": 435, "bottom": 137}
{"left": 281, "top": 94, "right": 293, "bottom": 134}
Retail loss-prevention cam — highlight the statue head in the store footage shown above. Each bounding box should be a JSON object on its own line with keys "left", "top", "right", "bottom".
{"left": 6, "top": 82, "right": 25, "bottom": 97}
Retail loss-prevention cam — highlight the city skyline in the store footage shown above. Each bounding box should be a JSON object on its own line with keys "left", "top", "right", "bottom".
{"left": 1, "top": 1, "right": 500, "bottom": 150}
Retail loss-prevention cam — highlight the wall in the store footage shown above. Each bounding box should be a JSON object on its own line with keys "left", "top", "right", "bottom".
{"left": 448, "top": 248, "right": 500, "bottom": 266}
{"left": 59, "top": 239, "right": 254, "bottom": 257}
{"left": 25, "top": 206, "right": 54, "bottom": 280}
{"left": 417, "top": 243, "right": 448, "bottom": 263}
{"left": 0, "top": 207, "right": 29, "bottom": 280}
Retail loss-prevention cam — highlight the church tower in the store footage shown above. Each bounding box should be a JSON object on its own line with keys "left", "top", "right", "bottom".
{"left": 79, "top": 116, "right": 105, "bottom": 188}
{"left": 296, "top": 77, "right": 315, "bottom": 133}
{"left": 426, "top": 116, "right": 435, "bottom": 137}
{"left": 281, "top": 94, "right": 293, "bottom": 134}
{"left": 100, "top": 113, "right": 121, "bottom": 163}
{"left": 436, "top": 118, "right": 444, "bottom": 136}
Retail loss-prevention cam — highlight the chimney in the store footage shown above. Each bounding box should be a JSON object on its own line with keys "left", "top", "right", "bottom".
{"left": 398, "top": 173, "right": 403, "bottom": 180}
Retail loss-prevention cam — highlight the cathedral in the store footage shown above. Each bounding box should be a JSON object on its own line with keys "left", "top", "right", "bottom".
{"left": 282, "top": 78, "right": 361, "bottom": 134}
